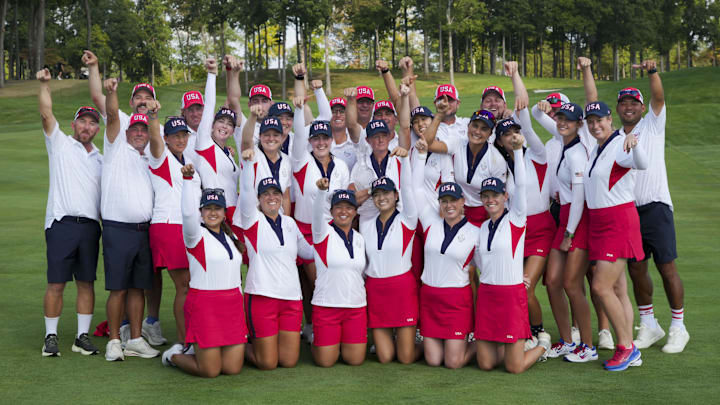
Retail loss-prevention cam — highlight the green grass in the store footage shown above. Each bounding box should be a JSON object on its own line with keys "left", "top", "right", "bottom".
{"left": 1, "top": 68, "right": 719, "bottom": 403}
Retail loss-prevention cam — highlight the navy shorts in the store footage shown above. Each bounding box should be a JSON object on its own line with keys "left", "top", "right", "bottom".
{"left": 632, "top": 202, "right": 678, "bottom": 264}
{"left": 102, "top": 220, "right": 154, "bottom": 291}
{"left": 45, "top": 217, "right": 101, "bottom": 283}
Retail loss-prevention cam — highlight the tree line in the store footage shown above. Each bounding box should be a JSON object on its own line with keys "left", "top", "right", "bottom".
{"left": 1, "top": 0, "right": 719, "bottom": 90}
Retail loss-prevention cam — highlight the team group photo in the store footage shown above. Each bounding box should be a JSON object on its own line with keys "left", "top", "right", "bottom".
{"left": 1, "top": 0, "right": 718, "bottom": 403}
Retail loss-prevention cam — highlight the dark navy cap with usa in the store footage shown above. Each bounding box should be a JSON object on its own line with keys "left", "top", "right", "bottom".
{"left": 214, "top": 107, "right": 237, "bottom": 126}
{"left": 480, "top": 177, "right": 505, "bottom": 194}
{"left": 495, "top": 118, "right": 521, "bottom": 138}
{"left": 365, "top": 119, "right": 389, "bottom": 138}
{"left": 555, "top": 102, "right": 583, "bottom": 121}
{"left": 470, "top": 109, "right": 496, "bottom": 129}
{"left": 268, "top": 102, "right": 293, "bottom": 117}
{"left": 371, "top": 176, "right": 396, "bottom": 193}
{"left": 309, "top": 120, "right": 331, "bottom": 138}
{"left": 260, "top": 117, "right": 282, "bottom": 134}
{"left": 411, "top": 106, "right": 434, "bottom": 120}
{"left": 164, "top": 116, "right": 189, "bottom": 135}
{"left": 438, "top": 182, "right": 464, "bottom": 199}
{"left": 584, "top": 101, "right": 612, "bottom": 118}
{"left": 257, "top": 177, "right": 282, "bottom": 195}
{"left": 200, "top": 188, "right": 226, "bottom": 208}
{"left": 331, "top": 189, "right": 358, "bottom": 208}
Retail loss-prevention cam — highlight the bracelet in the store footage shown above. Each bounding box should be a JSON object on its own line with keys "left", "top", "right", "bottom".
{"left": 294, "top": 75, "right": 304, "bottom": 80}
{"left": 564, "top": 230, "right": 574, "bottom": 239}
{"left": 647, "top": 68, "right": 657, "bottom": 75}
{"left": 381, "top": 69, "right": 390, "bottom": 74}
{"left": 183, "top": 175, "right": 193, "bottom": 180}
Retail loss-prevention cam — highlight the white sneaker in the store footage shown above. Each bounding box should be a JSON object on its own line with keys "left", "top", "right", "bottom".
{"left": 105, "top": 339, "right": 124, "bottom": 362}
{"left": 119, "top": 324, "right": 130, "bottom": 348}
{"left": 369, "top": 344, "right": 377, "bottom": 354}
{"left": 633, "top": 321, "right": 666, "bottom": 349}
{"left": 302, "top": 323, "right": 314, "bottom": 345}
{"left": 571, "top": 327, "right": 581, "bottom": 345}
{"left": 467, "top": 332, "right": 476, "bottom": 343}
{"left": 162, "top": 343, "right": 183, "bottom": 367}
{"left": 142, "top": 319, "right": 168, "bottom": 346}
{"left": 546, "top": 339, "right": 576, "bottom": 358}
{"left": 124, "top": 337, "right": 160, "bottom": 358}
{"left": 524, "top": 336, "right": 538, "bottom": 351}
{"left": 661, "top": 326, "right": 690, "bottom": 353}
{"left": 183, "top": 343, "right": 195, "bottom": 355}
{"left": 536, "top": 334, "right": 551, "bottom": 362}
{"left": 598, "top": 329, "right": 614, "bottom": 350}
{"left": 564, "top": 343, "right": 598, "bottom": 363}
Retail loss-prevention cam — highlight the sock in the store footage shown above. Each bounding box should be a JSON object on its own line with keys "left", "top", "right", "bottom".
{"left": 638, "top": 304, "right": 655, "bottom": 326}
{"left": 670, "top": 307, "right": 684, "bottom": 329}
{"left": 45, "top": 316, "right": 59, "bottom": 337}
{"left": 77, "top": 313, "right": 93, "bottom": 337}
{"left": 146, "top": 316, "right": 159, "bottom": 325}
{"left": 121, "top": 319, "right": 129, "bottom": 326}
{"left": 530, "top": 323, "right": 544, "bottom": 337}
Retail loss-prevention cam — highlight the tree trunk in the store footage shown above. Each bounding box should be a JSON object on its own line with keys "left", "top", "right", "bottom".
{"left": 27, "top": 1, "right": 34, "bottom": 74}
{"left": 471, "top": 38, "right": 476, "bottom": 74}
{"left": 324, "top": 22, "right": 331, "bottom": 94}
{"left": 0, "top": 0, "right": 7, "bottom": 87}
{"left": 438, "top": 19, "right": 443, "bottom": 72}
{"left": 539, "top": 33, "right": 543, "bottom": 78}
{"left": 639, "top": 49, "right": 644, "bottom": 78}
{"left": 464, "top": 36, "right": 469, "bottom": 73}
{"left": 83, "top": 0, "right": 91, "bottom": 49}
{"left": 676, "top": 41, "right": 681, "bottom": 70}
{"left": 391, "top": 13, "right": 396, "bottom": 66}
{"left": 244, "top": 34, "right": 249, "bottom": 95}
{"left": 150, "top": 61, "right": 155, "bottom": 86}
{"left": 404, "top": 5, "right": 409, "bottom": 56}
{"left": 686, "top": 39, "right": 692, "bottom": 68}
{"left": 501, "top": 35, "right": 506, "bottom": 68}
{"left": 306, "top": 29, "right": 312, "bottom": 78}
{"left": 612, "top": 42, "right": 619, "bottom": 82}
{"left": 220, "top": 21, "right": 227, "bottom": 59}
{"left": 521, "top": 33, "right": 525, "bottom": 76}
{"left": 423, "top": 30, "right": 429, "bottom": 74}
{"left": 277, "top": 30, "right": 282, "bottom": 81}
{"left": 561, "top": 36, "right": 565, "bottom": 78}
{"left": 295, "top": 17, "right": 302, "bottom": 64}
{"left": 448, "top": 29, "right": 454, "bottom": 85}
{"left": 489, "top": 37, "right": 496, "bottom": 75}
{"left": 374, "top": 27, "right": 380, "bottom": 64}
{"left": 568, "top": 36, "right": 574, "bottom": 79}
{"left": 264, "top": 24, "right": 269, "bottom": 70}
{"left": 552, "top": 38, "right": 557, "bottom": 78}
{"left": 630, "top": 48, "right": 636, "bottom": 80}
{"left": 281, "top": 24, "right": 287, "bottom": 99}
{"left": 596, "top": 47, "right": 602, "bottom": 79}
{"left": 481, "top": 38, "right": 486, "bottom": 74}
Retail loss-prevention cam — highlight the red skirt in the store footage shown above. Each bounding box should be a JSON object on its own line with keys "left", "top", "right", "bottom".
{"left": 366, "top": 271, "right": 419, "bottom": 328}
{"left": 184, "top": 288, "right": 248, "bottom": 348}
{"left": 295, "top": 221, "right": 314, "bottom": 265}
{"left": 149, "top": 223, "right": 189, "bottom": 270}
{"left": 551, "top": 203, "right": 589, "bottom": 251}
{"left": 524, "top": 211, "right": 556, "bottom": 258}
{"left": 464, "top": 205, "right": 488, "bottom": 228}
{"left": 419, "top": 284, "right": 473, "bottom": 340}
{"left": 474, "top": 283, "right": 530, "bottom": 343}
{"left": 588, "top": 202, "right": 644, "bottom": 262}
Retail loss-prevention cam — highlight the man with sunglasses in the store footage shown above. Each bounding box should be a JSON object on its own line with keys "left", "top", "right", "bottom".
{"left": 619, "top": 61, "right": 689, "bottom": 354}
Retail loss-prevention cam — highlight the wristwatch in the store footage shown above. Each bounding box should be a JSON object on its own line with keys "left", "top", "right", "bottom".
{"left": 648, "top": 68, "right": 657, "bottom": 75}
{"left": 564, "top": 230, "right": 574, "bottom": 239}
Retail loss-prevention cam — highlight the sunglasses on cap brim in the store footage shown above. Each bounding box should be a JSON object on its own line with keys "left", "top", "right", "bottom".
{"left": 546, "top": 97, "right": 561, "bottom": 104}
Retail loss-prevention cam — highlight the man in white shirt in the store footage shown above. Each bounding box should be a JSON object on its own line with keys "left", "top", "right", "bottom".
{"left": 620, "top": 61, "right": 689, "bottom": 354}
{"left": 101, "top": 78, "right": 160, "bottom": 361}
{"left": 37, "top": 69, "right": 103, "bottom": 358}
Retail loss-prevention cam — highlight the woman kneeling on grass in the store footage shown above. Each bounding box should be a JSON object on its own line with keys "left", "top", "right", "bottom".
{"left": 474, "top": 121, "right": 550, "bottom": 373}
{"left": 161, "top": 164, "right": 246, "bottom": 378}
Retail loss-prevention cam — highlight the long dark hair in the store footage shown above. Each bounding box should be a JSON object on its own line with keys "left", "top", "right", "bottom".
{"left": 220, "top": 221, "right": 246, "bottom": 254}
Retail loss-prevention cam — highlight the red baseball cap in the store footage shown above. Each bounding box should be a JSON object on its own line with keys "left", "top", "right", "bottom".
{"left": 330, "top": 97, "right": 347, "bottom": 108}
{"left": 545, "top": 92, "right": 568, "bottom": 108}
{"left": 373, "top": 100, "right": 396, "bottom": 115}
{"left": 617, "top": 87, "right": 644, "bottom": 104}
{"left": 181, "top": 91, "right": 204, "bottom": 109}
{"left": 249, "top": 84, "right": 272, "bottom": 101}
{"left": 435, "top": 84, "right": 460, "bottom": 101}
{"left": 482, "top": 86, "right": 506, "bottom": 102}
{"left": 129, "top": 113, "right": 149, "bottom": 127}
{"left": 74, "top": 106, "right": 100, "bottom": 122}
{"left": 131, "top": 83, "right": 156, "bottom": 99}
{"left": 356, "top": 86, "right": 375, "bottom": 101}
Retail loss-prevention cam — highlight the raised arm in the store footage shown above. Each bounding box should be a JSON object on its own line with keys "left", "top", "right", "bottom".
{"left": 295, "top": 224, "right": 315, "bottom": 260}
{"left": 505, "top": 61, "right": 529, "bottom": 113}
{"left": 399, "top": 57, "right": 420, "bottom": 109}
{"left": 146, "top": 99, "right": 164, "bottom": 158}
{"left": 397, "top": 154, "right": 417, "bottom": 225}
{"left": 424, "top": 98, "right": 450, "bottom": 153}
{"left": 311, "top": 182, "right": 333, "bottom": 243}
{"left": 377, "top": 60, "right": 400, "bottom": 106}
{"left": 81, "top": 50, "right": 106, "bottom": 117}
{"left": 291, "top": 95, "right": 309, "bottom": 162}
{"left": 242, "top": 105, "right": 263, "bottom": 152}
{"left": 36, "top": 69, "right": 57, "bottom": 134}
{"left": 620, "top": 134, "right": 648, "bottom": 170}
{"left": 181, "top": 164, "right": 203, "bottom": 247}
{"left": 577, "top": 57, "right": 597, "bottom": 104}
{"left": 224, "top": 55, "right": 244, "bottom": 118}
{"left": 531, "top": 102, "right": 561, "bottom": 139}
{"left": 509, "top": 134, "right": 526, "bottom": 218}
{"left": 292, "top": 63, "right": 314, "bottom": 124}
{"left": 313, "top": 82, "right": 332, "bottom": 121}
{"left": 515, "top": 106, "right": 545, "bottom": 160}
{"left": 196, "top": 59, "right": 218, "bottom": 148}
{"left": 344, "top": 87, "right": 363, "bottom": 143}
{"left": 238, "top": 152, "right": 260, "bottom": 229}
{"left": 104, "top": 78, "right": 121, "bottom": 144}
{"left": 397, "top": 83, "right": 411, "bottom": 150}
{"left": 633, "top": 60, "right": 664, "bottom": 114}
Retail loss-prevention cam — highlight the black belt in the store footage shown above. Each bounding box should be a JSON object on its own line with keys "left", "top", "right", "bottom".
{"left": 103, "top": 219, "right": 150, "bottom": 231}
{"left": 60, "top": 216, "right": 97, "bottom": 224}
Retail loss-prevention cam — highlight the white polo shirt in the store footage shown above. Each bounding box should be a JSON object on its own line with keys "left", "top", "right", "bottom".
{"left": 556, "top": 137, "right": 590, "bottom": 205}
{"left": 437, "top": 116, "right": 470, "bottom": 141}
{"left": 620, "top": 105, "right": 673, "bottom": 209}
{"left": 331, "top": 133, "right": 358, "bottom": 171}
{"left": 584, "top": 132, "right": 645, "bottom": 209}
{"left": 444, "top": 137, "right": 508, "bottom": 208}
{"left": 148, "top": 146, "right": 196, "bottom": 224}
{"left": 44, "top": 123, "right": 103, "bottom": 229}
{"left": 351, "top": 150, "right": 404, "bottom": 219}
{"left": 419, "top": 212, "right": 481, "bottom": 288}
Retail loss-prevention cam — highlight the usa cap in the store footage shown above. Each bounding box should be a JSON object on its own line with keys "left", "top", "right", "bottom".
{"left": 371, "top": 176, "right": 397, "bottom": 194}
{"left": 164, "top": 116, "right": 189, "bottom": 135}
{"left": 131, "top": 83, "right": 156, "bottom": 99}
{"left": 617, "top": 87, "right": 644, "bottom": 104}
{"left": 545, "top": 92, "right": 569, "bottom": 108}
{"left": 438, "top": 182, "right": 464, "bottom": 199}
{"left": 260, "top": 117, "right": 282, "bottom": 134}
{"left": 584, "top": 101, "right": 612, "bottom": 118}
{"left": 470, "top": 109, "right": 496, "bottom": 129}
{"left": 200, "top": 188, "right": 226, "bottom": 208}
{"left": 214, "top": 107, "right": 237, "bottom": 126}
{"left": 411, "top": 106, "right": 434, "bottom": 121}
{"left": 74, "top": 106, "right": 100, "bottom": 122}
{"left": 309, "top": 120, "right": 331, "bottom": 138}
{"left": 435, "top": 84, "right": 460, "bottom": 101}
{"left": 257, "top": 177, "right": 282, "bottom": 196}
{"left": 365, "top": 119, "right": 389, "bottom": 138}
{"left": 331, "top": 189, "right": 358, "bottom": 208}
{"left": 269, "top": 102, "right": 293, "bottom": 117}
{"left": 495, "top": 118, "right": 521, "bottom": 138}
{"left": 181, "top": 91, "right": 204, "bottom": 109}
{"left": 249, "top": 84, "right": 273, "bottom": 101}
{"left": 330, "top": 97, "right": 347, "bottom": 108}
{"left": 555, "top": 102, "right": 583, "bottom": 121}
{"left": 480, "top": 177, "right": 506, "bottom": 194}
{"left": 481, "top": 86, "right": 506, "bottom": 102}
{"left": 373, "top": 100, "right": 396, "bottom": 115}
{"left": 356, "top": 86, "right": 375, "bottom": 101}
{"left": 129, "top": 113, "right": 149, "bottom": 127}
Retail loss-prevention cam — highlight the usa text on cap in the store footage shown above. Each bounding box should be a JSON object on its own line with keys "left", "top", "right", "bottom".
{"left": 131, "top": 83, "right": 156, "bottom": 99}
{"left": 470, "top": 109, "right": 496, "bottom": 129}
{"left": 480, "top": 177, "right": 505, "bottom": 194}
{"left": 200, "top": 188, "right": 226, "bottom": 208}
{"left": 356, "top": 86, "right": 375, "bottom": 101}
{"left": 269, "top": 102, "right": 293, "bottom": 117}
{"left": 129, "top": 113, "right": 149, "bottom": 127}
{"left": 482, "top": 86, "right": 506, "bottom": 102}
{"left": 371, "top": 176, "right": 397, "bottom": 193}
{"left": 164, "top": 116, "right": 189, "bottom": 135}
{"left": 74, "top": 106, "right": 100, "bottom": 122}
{"left": 438, "top": 182, "right": 464, "bottom": 199}
{"left": 214, "top": 108, "right": 237, "bottom": 126}
{"left": 617, "top": 87, "right": 644, "bottom": 104}
{"left": 411, "top": 106, "right": 434, "bottom": 120}
{"left": 555, "top": 102, "right": 583, "bottom": 121}
{"left": 249, "top": 84, "right": 273, "bottom": 100}
{"left": 257, "top": 177, "right": 282, "bottom": 195}
{"left": 182, "top": 91, "right": 204, "bottom": 109}
{"left": 365, "top": 119, "right": 389, "bottom": 137}
{"left": 435, "top": 84, "right": 460, "bottom": 100}
{"left": 330, "top": 97, "right": 347, "bottom": 108}
{"left": 309, "top": 120, "right": 331, "bottom": 138}
{"left": 373, "top": 100, "right": 396, "bottom": 115}
{"left": 331, "top": 189, "right": 358, "bottom": 207}
{"left": 495, "top": 118, "right": 521, "bottom": 137}
{"left": 584, "top": 101, "right": 612, "bottom": 118}
{"left": 260, "top": 117, "right": 282, "bottom": 134}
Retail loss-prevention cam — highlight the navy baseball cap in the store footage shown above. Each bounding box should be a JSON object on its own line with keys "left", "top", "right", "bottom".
{"left": 438, "top": 182, "right": 463, "bottom": 199}
{"left": 214, "top": 107, "right": 237, "bottom": 126}
{"left": 470, "top": 109, "right": 496, "bottom": 129}
{"left": 555, "top": 102, "right": 583, "bottom": 121}
{"left": 309, "top": 120, "right": 331, "bottom": 138}
{"left": 366, "top": 119, "right": 389, "bottom": 138}
{"left": 257, "top": 177, "right": 282, "bottom": 195}
{"left": 269, "top": 102, "right": 293, "bottom": 117}
{"left": 584, "top": 101, "right": 612, "bottom": 118}
{"left": 260, "top": 117, "right": 282, "bottom": 134}
{"left": 480, "top": 177, "right": 505, "bottom": 194}
{"left": 495, "top": 118, "right": 521, "bottom": 138}
{"left": 371, "top": 176, "right": 397, "bottom": 194}
{"left": 164, "top": 116, "right": 189, "bottom": 135}
{"left": 331, "top": 189, "right": 358, "bottom": 208}
{"left": 411, "top": 106, "right": 434, "bottom": 121}
{"left": 200, "top": 188, "right": 226, "bottom": 208}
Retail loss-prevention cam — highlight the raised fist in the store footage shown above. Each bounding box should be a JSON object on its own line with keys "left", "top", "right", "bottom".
{"left": 292, "top": 95, "right": 304, "bottom": 109}
{"left": 398, "top": 56, "right": 413, "bottom": 72}
{"left": 343, "top": 87, "right": 357, "bottom": 99}
{"left": 36, "top": 68, "right": 51, "bottom": 83}
{"left": 390, "top": 146, "right": 408, "bottom": 158}
{"left": 375, "top": 60, "right": 389, "bottom": 73}
{"left": 632, "top": 60, "right": 657, "bottom": 71}
{"left": 316, "top": 177, "right": 330, "bottom": 191}
{"left": 81, "top": 50, "right": 98, "bottom": 67}
{"left": 181, "top": 163, "right": 195, "bottom": 178}
{"left": 414, "top": 138, "right": 428, "bottom": 154}
{"left": 104, "top": 78, "right": 118, "bottom": 93}
{"left": 401, "top": 74, "right": 417, "bottom": 87}
{"left": 205, "top": 58, "right": 218, "bottom": 75}
{"left": 250, "top": 104, "right": 266, "bottom": 119}
{"left": 311, "top": 80, "right": 323, "bottom": 90}
{"left": 434, "top": 95, "right": 449, "bottom": 115}
{"left": 537, "top": 100, "right": 552, "bottom": 114}
{"left": 241, "top": 148, "right": 255, "bottom": 161}
{"left": 145, "top": 99, "right": 162, "bottom": 115}
{"left": 292, "top": 63, "right": 306, "bottom": 77}
{"left": 577, "top": 56, "right": 592, "bottom": 70}
{"left": 510, "top": 132, "right": 525, "bottom": 150}
{"left": 504, "top": 61, "right": 518, "bottom": 77}
{"left": 514, "top": 94, "right": 529, "bottom": 112}
{"left": 399, "top": 83, "right": 411, "bottom": 97}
